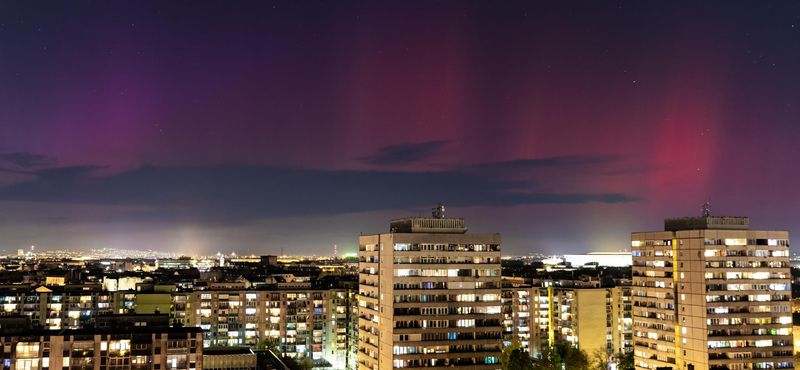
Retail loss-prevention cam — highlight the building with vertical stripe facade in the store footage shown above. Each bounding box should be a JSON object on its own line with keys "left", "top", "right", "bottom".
{"left": 632, "top": 216, "right": 793, "bottom": 370}
{"left": 358, "top": 217, "right": 503, "bottom": 370}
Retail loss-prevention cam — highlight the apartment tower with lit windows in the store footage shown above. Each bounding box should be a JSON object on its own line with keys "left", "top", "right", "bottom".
{"left": 632, "top": 215, "right": 793, "bottom": 370}
{"left": 358, "top": 215, "right": 503, "bottom": 370}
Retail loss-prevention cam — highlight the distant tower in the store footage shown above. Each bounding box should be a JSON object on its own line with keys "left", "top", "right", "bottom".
{"left": 431, "top": 203, "right": 445, "bottom": 219}
{"left": 31, "top": 245, "right": 34, "bottom": 252}
{"left": 701, "top": 202, "right": 710, "bottom": 217}
{"left": 334, "top": 244, "right": 338, "bottom": 259}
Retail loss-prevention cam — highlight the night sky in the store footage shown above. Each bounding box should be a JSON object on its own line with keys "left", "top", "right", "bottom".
{"left": 1, "top": 2, "right": 799, "bottom": 256}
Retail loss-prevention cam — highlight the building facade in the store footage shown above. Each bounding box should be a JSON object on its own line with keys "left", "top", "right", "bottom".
{"left": 632, "top": 216, "right": 793, "bottom": 370}
{"left": 329, "top": 288, "right": 359, "bottom": 370}
{"left": 358, "top": 217, "right": 503, "bottom": 370}
{"left": 190, "top": 289, "right": 331, "bottom": 360}
{"left": 0, "top": 285, "right": 114, "bottom": 330}
{"left": 608, "top": 286, "right": 634, "bottom": 356}
{"left": 0, "top": 283, "right": 360, "bottom": 369}
{"left": 501, "top": 286, "right": 532, "bottom": 352}
{"left": 203, "top": 347, "right": 257, "bottom": 370}
{"left": 0, "top": 320, "right": 203, "bottom": 370}
{"left": 511, "top": 286, "right": 632, "bottom": 359}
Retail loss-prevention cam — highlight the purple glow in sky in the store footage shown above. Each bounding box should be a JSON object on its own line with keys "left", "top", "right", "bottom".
{"left": 1, "top": 2, "right": 799, "bottom": 255}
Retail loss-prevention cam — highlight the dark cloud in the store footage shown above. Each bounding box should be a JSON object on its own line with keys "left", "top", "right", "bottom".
{"left": 32, "top": 165, "right": 108, "bottom": 180}
{"left": 599, "top": 167, "right": 654, "bottom": 176}
{"left": 480, "top": 155, "right": 616, "bottom": 169}
{"left": 0, "top": 167, "right": 31, "bottom": 175}
{"left": 0, "top": 163, "right": 636, "bottom": 224}
{"left": 359, "top": 141, "right": 448, "bottom": 166}
{"left": 0, "top": 152, "right": 54, "bottom": 168}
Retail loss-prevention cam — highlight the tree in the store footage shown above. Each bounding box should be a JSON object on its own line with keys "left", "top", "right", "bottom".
{"left": 531, "top": 352, "right": 559, "bottom": 370}
{"left": 253, "top": 338, "right": 280, "bottom": 355}
{"left": 281, "top": 355, "right": 313, "bottom": 370}
{"left": 297, "top": 356, "right": 314, "bottom": 370}
{"left": 506, "top": 349, "right": 535, "bottom": 370}
{"left": 590, "top": 349, "right": 609, "bottom": 370}
{"left": 503, "top": 341, "right": 523, "bottom": 368}
{"left": 531, "top": 344, "right": 590, "bottom": 370}
{"left": 554, "top": 344, "right": 590, "bottom": 370}
{"left": 615, "top": 351, "right": 634, "bottom": 370}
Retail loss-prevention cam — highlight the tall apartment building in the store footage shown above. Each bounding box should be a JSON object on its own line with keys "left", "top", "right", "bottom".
{"left": 502, "top": 286, "right": 532, "bottom": 352}
{"left": 358, "top": 217, "right": 503, "bottom": 370}
{"left": 516, "top": 286, "right": 632, "bottom": 358}
{"left": 632, "top": 216, "right": 793, "bottom": 370}
{"left": 329, "top": 288, "right": 360, "bottom": 370}
{"left": 609, "top": 286, "right": 634, "bottom": 356}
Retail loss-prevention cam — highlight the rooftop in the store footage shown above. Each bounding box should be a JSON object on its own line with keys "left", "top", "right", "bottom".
{"left": 205, "top": 347, "right": 256, "bottom": 356}
{"left": 664, "top": 216, "right": 749, "bottom": 231}
{"left": 389, "top": 218, "right": 467, "bottom": 234}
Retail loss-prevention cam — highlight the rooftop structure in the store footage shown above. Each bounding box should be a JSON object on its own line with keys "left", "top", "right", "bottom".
{"left": 664, "top": 216, "right": 750, "bottom": 231}
{"left": 389, "top": 217, "right": 467, "bottom": 233}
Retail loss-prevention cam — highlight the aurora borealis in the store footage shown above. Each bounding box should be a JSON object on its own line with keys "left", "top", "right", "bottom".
{"left": 1, "top": 2, "right": 799, "bottom": 255}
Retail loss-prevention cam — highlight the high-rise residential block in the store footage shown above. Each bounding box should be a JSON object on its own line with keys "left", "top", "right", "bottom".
{"left": 501, "top": 286, "right": 532, "bottom": 352}
{"left": 358, "top": 217, "right": 503, "bottom": 370}
{"left": 632, "top": 216, "right": 793, "bottom": 370}
{"left": 518, "top": 286, "right": 632, "bottom": 359}
{"left": 329, "top": 288, "right": 360, "bottom": 370}
{"left": 609, "top": 286, "right": 634, "bottom": 356}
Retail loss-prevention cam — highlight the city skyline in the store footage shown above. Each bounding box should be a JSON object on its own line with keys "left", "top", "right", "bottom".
{"left": 2, "top": 2, "right": 800, "bottom": 255}
{"left": 0, "top": 212, "right": 789, "bottom": 370}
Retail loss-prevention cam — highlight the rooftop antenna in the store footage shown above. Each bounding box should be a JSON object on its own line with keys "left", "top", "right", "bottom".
{"left": 432, "top": 203, "right": 445, "bottom": 219}
{"left": 701, "top": 202, "right": 710, "bottom": 217}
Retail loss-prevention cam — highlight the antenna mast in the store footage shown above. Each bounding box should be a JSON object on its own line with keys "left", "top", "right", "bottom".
{"left": 701, "top": 202, "right": 710, "bottom": 217}
{"left": 432, "top": 203, "right": 445, "bottom": 219}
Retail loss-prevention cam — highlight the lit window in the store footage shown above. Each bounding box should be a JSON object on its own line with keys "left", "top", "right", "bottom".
{"left": 724, "top": 238, "right": 746, "bottom": 246}
{"left": 15, "top": 359, "right": 38, "bottom": 370}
